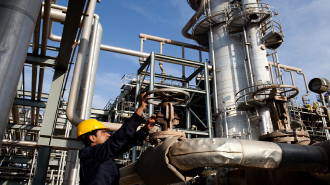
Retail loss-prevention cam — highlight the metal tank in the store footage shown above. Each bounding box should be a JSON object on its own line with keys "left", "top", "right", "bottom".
{"left": 0, "top": 0, "right": 42, "bottom": 146}
{"left": 183, "top": 0, "right": 280, "bottom": 140}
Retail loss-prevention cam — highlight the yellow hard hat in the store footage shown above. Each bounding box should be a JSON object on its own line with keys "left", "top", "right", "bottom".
{"left": 76, "top": 119, "right": 110, "bottom": 140}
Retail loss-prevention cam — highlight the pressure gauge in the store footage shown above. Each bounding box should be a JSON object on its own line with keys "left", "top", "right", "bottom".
{"left": 308, "top": 78, "right": 330, "bottom": 94}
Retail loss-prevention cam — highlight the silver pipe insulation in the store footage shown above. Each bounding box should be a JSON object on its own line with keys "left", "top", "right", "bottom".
{"left": 64, "top": 1, "right": 98, "bottom": 184}
{"left": 81, "top": 20, "right": 103, "bottom": 119}
{"left": 139, "top": 33, "right": 208, "bottom": 52}
{"left": 66, "top": 0, "right": 97, "bottom": 126}
{"left": 243, "top": 26, "right": 254, "bottom": 87}
{"left": 168, "top": 138, "right": 329, "bottom": 173}
{"left": 182, "top": 0, "right": 207, "bottom": 40}
{"left": 0, "top": 0, "right": 42, "bottom": 146}
{"left": 209, "top": 26, "right": 219, "bottom": 115}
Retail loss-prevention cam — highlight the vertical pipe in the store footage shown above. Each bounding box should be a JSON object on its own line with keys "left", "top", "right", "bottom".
{"left": 0, "top": 0, "right": 42, "bottom": 146}
{"left": 243, "top": 26, "right": 254, "bottom": 87}
{"left": 66, "top": 0, "right": 97, "bottom": 126}
{"left": 185, "top": 82, "right": 191, "bottom": 139}
{"left": 64, "top": 1, "right": 97, "bottom": 184}
{"left": 159, "top": 42, "right": 165, "bottom": 83}
{"left": 85, "top": 22, "right": 103, "bottom": 117}
{"left": 35, "top": 0, "right": 51, "bottom": 127}
{"left": 139, "top": 38, "right": 145, "bottom": 65}
{"left": 182, "top": 46, "right": 185, "bottom": 79}
{"left": 246, "top": 113, "right": 252, "bottom": 140}
{"left": 297, "top": 72, "right": 310, "bottom": 104}
{"left": 209, "top": 26, "right": 219, "bottom": 115}
{"left": 274, "top": 50, "right": 284, "bottom": 84}
{"left": 81, "top": 17, "right": 103, "bottom": 119}
{"left": 269, "top": 64, "right": 274, "bottom": 84}
{"left": 223, "top": 107, "right": 228, "bottom": 138}
{"left": 289, "top": 71, "right": 295, "bottom": 86}
{"left": 148, "top": 52, "right": 155, "bottom": 117}
{"left": 204, "top": 62, "right": 213, "bottom": 138}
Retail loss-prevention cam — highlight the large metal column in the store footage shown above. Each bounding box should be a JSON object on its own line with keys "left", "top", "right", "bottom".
{"left": 211, "top": 20, "right": 249, "bottom": 139}
{"left": 32, "top": 69, "right": 66, "bottom": 184}
{"left": 243, "top": 0, "right": 273, "bottom": 136}
{"left": 0, "top": 0, "right": 42, "bottom": 146}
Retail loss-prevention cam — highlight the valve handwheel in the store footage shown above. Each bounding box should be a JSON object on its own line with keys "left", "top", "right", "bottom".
{"left": 145, "top": 88, "right": 190, "bottom": 106}
{"left": 252, "top": 84, "right": 299, "bottom": 102}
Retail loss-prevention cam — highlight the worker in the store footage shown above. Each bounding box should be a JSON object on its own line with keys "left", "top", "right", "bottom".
{"left": 77, "top": 92, "right": 156, "bottom": 185}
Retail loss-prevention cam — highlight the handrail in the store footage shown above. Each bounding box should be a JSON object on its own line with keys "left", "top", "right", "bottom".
{"left": 227, "top": 3, "right": 273, "bottom": 25}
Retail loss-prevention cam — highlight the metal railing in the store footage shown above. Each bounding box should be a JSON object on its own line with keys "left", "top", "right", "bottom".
{"left": 120, "top": 73, "right": 190, "bottom": 88}
{"left": 227, "top": 3, "right": 274, "bottom": 25}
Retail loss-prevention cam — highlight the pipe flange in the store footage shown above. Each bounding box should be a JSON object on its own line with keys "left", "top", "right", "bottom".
{"left": 149, "top": 130, "right": 186, "bottom": 144}
{"left": 260, "top": 129, "right": 310, "bottom": 143}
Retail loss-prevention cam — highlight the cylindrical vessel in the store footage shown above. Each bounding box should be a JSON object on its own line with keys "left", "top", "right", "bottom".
{"left": 246, "top": 22, "right": 273, "bottom": 134}
{"left": 0, "top": 0, "right": 42, "bottom": 146}
{"left": 210, "top": 0, "right": 249, "bottom": 139}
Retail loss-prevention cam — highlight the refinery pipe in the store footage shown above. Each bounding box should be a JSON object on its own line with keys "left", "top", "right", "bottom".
{"left": 169, "top": 138, "right": 329, "bottom": 173}
{"left": 182, "top": 0, "right": 208, "bottom": 40}
{"left": 120, "top": 137, "right": 329, "bottom": 185}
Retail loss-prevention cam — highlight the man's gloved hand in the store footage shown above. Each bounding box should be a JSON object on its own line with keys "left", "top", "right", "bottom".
{"left": 136, "top": 92, "right": 148, "bottom": 116}
{"left": 144, "top": 115, "right": 157, "bottom": 131}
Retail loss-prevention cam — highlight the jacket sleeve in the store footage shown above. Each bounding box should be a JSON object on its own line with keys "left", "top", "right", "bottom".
{"left": 88, "top": 113, "right": 145, "bottom": 163}
{"left": 115, "top": 127, "right": 149, "bottom": 157}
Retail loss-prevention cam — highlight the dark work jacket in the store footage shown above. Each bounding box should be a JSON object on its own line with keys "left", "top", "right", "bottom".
{"left": 79, "top": 113, "right": 148, "bottom": 185}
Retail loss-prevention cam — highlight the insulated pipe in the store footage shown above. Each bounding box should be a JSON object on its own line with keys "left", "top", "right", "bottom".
{"left": 168, "top": 138, "right": 329, "bottom": 173}
{"left": 0, "top": 0, "right": 42, "bottom": 146}
{"left": 82, "top": 21, "right": 103, "bottom": 119}
{"left": 64, "top": 1, "right": 98, "bottom": 184}
{"left": 35, "top": 0, "right": 51, "bottom": 128}
{"left": 182, "top": 0, "right": 207, "bottom": 40}
{"left": 139, "top": 33, "right": 208, "bottom": 52}
{"left": 46, "top": 9, "right": 213, "bottom": 69}
{"left": 209, "top": 26, "right": 219, "bottom": 115}
{"left": 66, "top": 0, "right": 97, "bottom": 126}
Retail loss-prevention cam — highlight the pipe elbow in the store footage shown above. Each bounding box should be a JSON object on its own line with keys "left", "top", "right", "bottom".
{"left": 182, "top": 0, "right": 207, "bottom": 40}
{"left": 66, "top": 109, "right": 84, "bottom": 126}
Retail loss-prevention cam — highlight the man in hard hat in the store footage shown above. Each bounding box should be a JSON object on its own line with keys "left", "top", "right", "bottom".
{"left": 77, "top": 92, "right": 156, "bottom": 185}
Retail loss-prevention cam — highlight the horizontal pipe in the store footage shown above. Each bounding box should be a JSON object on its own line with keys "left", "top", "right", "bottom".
{"left": 268, "top": 62, "right": 302, "bottom": 73}
{"left": 100, "top": 44, "right": 149, "bottom": 58}
{"left": 101, "top": 45, "right": 212, "bottom": 69}
{"left": 139, "top": 33, "right": 208, "bottom": 52}
{"left": 2, "top": 139, "right": 37, "bottom": 147}
{"left": 168, "top": 138, "right": 329, "bottom": 173}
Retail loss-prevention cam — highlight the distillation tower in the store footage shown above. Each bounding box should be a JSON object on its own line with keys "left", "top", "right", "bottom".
{"left": 184, "top": 0, "right": 292, "bottom": 140}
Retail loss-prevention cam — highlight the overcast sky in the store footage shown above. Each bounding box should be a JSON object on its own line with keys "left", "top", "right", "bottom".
{"left": 25, "top": 0, "right": 330, "bottom": 110}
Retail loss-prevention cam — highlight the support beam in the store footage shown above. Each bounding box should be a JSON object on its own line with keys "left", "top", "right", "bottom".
{"left": 25, "top": 53, "right": 57, "bottom": 67}
{"left": 13, "top": 98, "right": 46, "bottom": 108}
{"left": 6, "top": 124, "right": 41, "bottom": 131}
{"left": 56, "top": 0, "right": 87, "bottom": 69}
{"left": 186, "top": 66, "right": 204, "bottom": 82}
{"left": 32, "top": 68, "right": 67, "bottom": 185}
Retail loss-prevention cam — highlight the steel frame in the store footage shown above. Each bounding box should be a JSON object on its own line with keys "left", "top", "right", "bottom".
{"left": 135, "top": 52, "right": 214, "bottom": 142}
